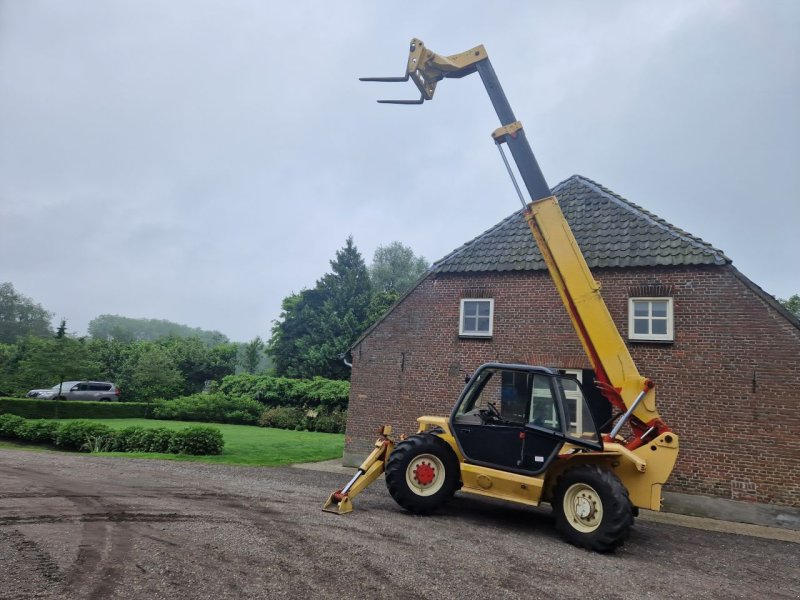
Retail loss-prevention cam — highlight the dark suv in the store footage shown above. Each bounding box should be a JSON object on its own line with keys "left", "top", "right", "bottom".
{"left": 26, "top": 381, "right": 121, "bottom": 401}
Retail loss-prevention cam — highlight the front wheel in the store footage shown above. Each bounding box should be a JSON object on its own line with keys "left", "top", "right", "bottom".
{"left": 552, "top": 465, "right": 633, "bottom": 553}
{"left": 385, "top": 434, "right": 460, "bottom": 515}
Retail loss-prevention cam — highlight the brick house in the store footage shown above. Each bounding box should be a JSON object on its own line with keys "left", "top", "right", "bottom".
{"left": 345, "top": 175, "right": 800, "bottom": 523}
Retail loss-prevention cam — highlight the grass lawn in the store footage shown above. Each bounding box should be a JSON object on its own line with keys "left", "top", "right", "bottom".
{"left": 4, "top": 419, "right": 345, "bottom": 467}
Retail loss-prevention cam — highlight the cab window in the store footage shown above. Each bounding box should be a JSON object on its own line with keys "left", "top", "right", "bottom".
{"left": 556, "top": 376, "right": 600, "bottom": 444}
{"left": 529, "top": 374, "right": 561, "bottom": 431}
{"left": 454, "top": 368, "right": 533, "bottom": 426}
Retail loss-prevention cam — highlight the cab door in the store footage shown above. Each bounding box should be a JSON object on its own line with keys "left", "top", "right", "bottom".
{"left": 451, "top": 367, "right": 566, "bottom": 476}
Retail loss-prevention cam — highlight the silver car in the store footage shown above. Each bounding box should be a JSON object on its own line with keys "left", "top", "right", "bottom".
{"left": 26, "top": 381, "right": 121, "bottom": 402}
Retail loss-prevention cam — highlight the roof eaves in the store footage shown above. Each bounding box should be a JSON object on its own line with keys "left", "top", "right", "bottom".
{"left": 728, "top": 266, "right": 800, "bottom": 332}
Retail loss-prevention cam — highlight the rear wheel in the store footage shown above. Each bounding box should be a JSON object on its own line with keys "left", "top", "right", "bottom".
{"left": 385, "top": 434, "right": 460, "bottom": 514}
{"left": 552, "top": 465, "right": 633, "bottom": 553}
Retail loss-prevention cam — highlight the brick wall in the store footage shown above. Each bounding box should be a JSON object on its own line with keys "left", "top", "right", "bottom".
{"left": 346, "top": 265, "right": 800, "bottom": 508}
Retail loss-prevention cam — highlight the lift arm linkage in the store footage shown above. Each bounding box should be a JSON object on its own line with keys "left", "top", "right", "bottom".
{"left": 323, "top": 426, "right": 395, "bottom": 514}
{"left": 362, "top": 39, "right": 672, "bottom": 447}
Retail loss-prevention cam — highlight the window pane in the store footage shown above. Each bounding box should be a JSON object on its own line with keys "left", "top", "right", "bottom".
{"left": 477, "top": 317, "right": 489, "bottom": 332}
{"left": 464, "top": 302, "right": 477, "bottom": 317}
{"left": 652, "top": 301, "right": 668, "bottom": 318}
{"left": 652, "top": 319, "right": 667, "bottom": 335}
{"left": 530, "top": 375, "right": 560, "bottom": 430}
{"left": 634, "top": 318, "right": 649, "bottom": 334}
{"left": 464, "top": 317, "right": 476, "bottom": 331}
{"left": 477, "top": 302, "right": 490, "bottom": 317}
{"left": 633, "top": 301, "right": 649, "bottom": 317}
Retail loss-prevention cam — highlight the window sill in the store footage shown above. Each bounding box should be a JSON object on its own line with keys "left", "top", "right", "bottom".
{"left": 459, "top": 334, "right": 493, "bottom": 340}
{"left": 628, "top": 338, "right": 674, "bottom": 345}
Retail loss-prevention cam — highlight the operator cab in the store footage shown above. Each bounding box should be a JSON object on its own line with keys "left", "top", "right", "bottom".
{"left": 450, "top": 363, "right": 602, "bottom": 476}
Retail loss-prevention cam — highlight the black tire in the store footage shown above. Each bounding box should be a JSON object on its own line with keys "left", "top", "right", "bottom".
{"left": 552, "top": 465, "right": 633, "bottom": 553}
{"left": 385, "top": 434, "right": 460, "bottom": 515}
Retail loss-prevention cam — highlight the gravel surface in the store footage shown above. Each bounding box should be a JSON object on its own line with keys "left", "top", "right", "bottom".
{"left": 1, "top": 449, "right": 798, "bottom": 600}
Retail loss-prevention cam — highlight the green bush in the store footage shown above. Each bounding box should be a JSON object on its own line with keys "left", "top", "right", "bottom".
{"left": 0, "top": 413, "right": 27, "bottom": 437}
{"left": 168, "top": 426, "right": 224, "bottom": 455}
{"left": 54, "top": 421, "right": 114, "bottom": 451}
{"left": 151, "top": 393, "right": 261, "bottom": 424}
{"left": 0, "top": 398, "right": 151, "bottom": 420}
{"left": 219, "top": 375, "right": 350, "bottom": 410}
{"left": 258, "top": 406, "right": 307, "bottom": 430}
{"left": 109, "top": 426, "right": 146, "bottom": 452}
{"left": 17, "top": 419, "right": 61, "bottom": 443}
{"left": 311, "top": 410, "right": 347, "bottom": 434}
{"left": 109, "top": 426, "right": 174, "bottom": 452}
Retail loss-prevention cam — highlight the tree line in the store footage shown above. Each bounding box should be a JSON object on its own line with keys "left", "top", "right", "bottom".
{"left": 0, "top": 238, "right": 428, "bottom": 397}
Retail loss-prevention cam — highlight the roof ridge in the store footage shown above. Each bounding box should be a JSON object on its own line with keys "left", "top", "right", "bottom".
{"left": 572, "top": 175, "right": 729, "bottom": 265}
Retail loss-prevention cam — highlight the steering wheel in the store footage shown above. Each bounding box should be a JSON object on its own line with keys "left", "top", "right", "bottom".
{"left": 486, "top": 402, "right": 502, "bottom": 419}
{"left": 479, "top": 401, "right": 503, "bottom": 423}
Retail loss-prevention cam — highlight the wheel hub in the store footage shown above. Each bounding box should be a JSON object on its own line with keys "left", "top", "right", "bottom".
{"left": 574, "top": 495, "right": 595, "bottom": 520}
{"left": 413, "top": 461, "right": 436, "bottom": 486}
{"left": 563, "top": 482, "right": 603, "bottom": 533}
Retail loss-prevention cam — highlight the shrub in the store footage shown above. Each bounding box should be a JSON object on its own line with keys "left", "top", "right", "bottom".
{"left": 311, "top": 410, "right": 347, "bottom": 434}
{"left": 109, "top": 426, "right": 175, "bottom": 452}
{"left": 219, "top": 374, "right": 350, "bottom": 410}
{"left": 258, "top": 406, "right": 306, "bottom": 430}
{"left": 151, "top": 393, "right": 261, "bottom": 425}
{"left": 109, "top": 426, "right": 146, "bottom": 452}
{"left": 0, "top": 413, "right": 27, "bottom": 438}
{"left": 54, "top": 421, "right": 114, "bottom": 451}
{"left": 17, "top": 420, "right": 61, "bottom": 444}
{"left": 168, "top": 426, "right": 224, "bottom": 455}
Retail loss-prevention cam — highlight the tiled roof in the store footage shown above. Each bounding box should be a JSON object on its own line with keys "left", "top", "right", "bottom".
{"left": 431, "top": 175, "right": 729, "bottom": 273}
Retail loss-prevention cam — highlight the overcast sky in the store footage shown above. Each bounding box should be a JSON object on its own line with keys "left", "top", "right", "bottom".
{"left": 1, "top": 1, "right": 798, "bottom": 342}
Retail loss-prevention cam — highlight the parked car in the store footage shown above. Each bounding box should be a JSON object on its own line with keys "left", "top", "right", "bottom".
{"left": 26, "top": 381, "right": 121, "bottom": 402}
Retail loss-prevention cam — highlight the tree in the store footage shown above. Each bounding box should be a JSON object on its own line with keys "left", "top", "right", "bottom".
{"left": 367, "top": 288, "right": 401, "bottom": 325}
{"left": 778, "top": 294, "right": 800, "bottom": 319}
{"left": 55, "top": 319, "right": 67, "bottom": 339}
{"left": 0, "top": 282, "right": 54, "bottom": 343}
{"left": 118, "top": 344, "right": 183, "bottom": 402}
{"left": 6, "top": 336, "right": 100, "bottom": 395}
{"left": 88, "top": 314, "right": 228, "bottom": 345}
{"left": 161, "top": 337, "right": 238, "bottom": 395}
{"left": 268, "top": 237, "right": 372, "bottom": 379}
{"left": 369, "top": 242, "right": 429, "bottom": 294}
{"left": 240, "top": 336, "right": 265, "bottom": 374}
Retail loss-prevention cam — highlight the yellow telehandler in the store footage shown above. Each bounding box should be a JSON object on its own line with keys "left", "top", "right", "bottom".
{"left": 324, "top": 39, "right": 679, "bottom": 553}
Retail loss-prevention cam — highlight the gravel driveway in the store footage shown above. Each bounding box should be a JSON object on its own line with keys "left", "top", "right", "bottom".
{"left": 1, "top": 449, "right": 797, "bottom": 600}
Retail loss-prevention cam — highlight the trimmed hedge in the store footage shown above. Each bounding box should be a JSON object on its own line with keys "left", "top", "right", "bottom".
{"left": 0, "top": 397, "right": 151, "bottom": 420}
{"left": 0, "top": 414, "right": 224, "bottom": 455}
{"left": 218, "top": 375, "right": 350, "bottom": 410}
{"left": 151, "top": 393, "right": 262, "bottom": 424}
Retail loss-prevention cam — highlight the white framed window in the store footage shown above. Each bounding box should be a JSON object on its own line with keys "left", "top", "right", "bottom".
{"left": 628, "top": 297, "right": 673, "bottom": 342}
{"left": 459, "top": 298, "right": 494, "bottom": 337}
